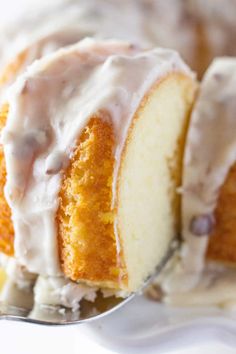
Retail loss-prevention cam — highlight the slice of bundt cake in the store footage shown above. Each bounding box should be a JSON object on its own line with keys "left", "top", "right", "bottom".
{"left": 2, "top": 39, "right": 197, "bottom": 293}
{"left": 183, "top": 58, "right": 236, "bottom": 271}
{"left": 150, "top": 58, "right": 236, "bottom": 308}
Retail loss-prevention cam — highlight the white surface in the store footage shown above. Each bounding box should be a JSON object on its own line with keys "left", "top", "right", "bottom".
{"left": 0, "top": 1, "right": 236, "bottom": 354}
{"left": 0, "top": 321, "right": 234, "bottom": 354}
{"left": 0, "top": 0, "right": 59, "bottom": 27}
{"left": 2, "top": 294, "right": 236, "bottom": 354}
{"left": 81, "top": 294, "right": 236, "bottom": 353}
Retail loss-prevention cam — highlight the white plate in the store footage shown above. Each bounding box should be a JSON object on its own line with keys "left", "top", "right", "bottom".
{"left": 1, "top": 295, "right": 236, "bottom": 354}
{"left": 80, "top": 294, "right": 236, "bottom": 353}
{"left": 0, "top": 316, "right": 235, "bottom": 354}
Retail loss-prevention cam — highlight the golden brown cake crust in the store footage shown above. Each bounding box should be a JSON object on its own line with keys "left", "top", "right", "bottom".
{"left": 0, "top": 50, "right": 29, "bottom": 256}
{"left": 0, "top": 103, "right": 14, "bottom": 256}
{"left": 0, "top": 50, "right": 27, "bottom": 86}
{"left": 207, "top": 163, "right": 236, "bottom": 264}
{"left": 192, "top": 10, "right": 212, "bottom": 79}
{"left": 58, "top": 116, "right": 127, "bottom": 287}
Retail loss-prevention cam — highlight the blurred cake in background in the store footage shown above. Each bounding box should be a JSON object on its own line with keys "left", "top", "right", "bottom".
{"left": 0, "top": 0, "right": 236, "bottom": 81}
{"left": 155, "top": 58, "right": 236, "bottom": 308}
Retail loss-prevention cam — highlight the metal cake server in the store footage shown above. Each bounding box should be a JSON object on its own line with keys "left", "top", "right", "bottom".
{"left": 0, "top": 242, "right": 177, "bottom": 326}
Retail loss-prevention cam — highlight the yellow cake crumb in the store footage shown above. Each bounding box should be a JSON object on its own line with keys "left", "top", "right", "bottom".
{"left": 58, "top": 116, "right": 126, "bottom": 287}
{"left": 0, "top": 50, "right": 29, "bottom": 256}
{"left": 207, "top": 163, "right": 236, "bottom": 264}
{"left": 0, "top": 104, "right": 14, "bottom": 256}
{"left": 0, "top": 50, "right": 27, "bottom": 86}
{"left": 0, "top": 267, "right": 7, "bottom": 291}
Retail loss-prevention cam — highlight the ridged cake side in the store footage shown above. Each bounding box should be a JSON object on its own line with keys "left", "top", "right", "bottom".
{"left": 206, "top": 163, "right": 236, "bottom": 264}
{"left": 58, "top": 116, "right": 127, "bottom": 288}
{"left": 0, "top": 104, "right": 14, "bottom": 255}
{"left": 0, "top": 50, "right": 29, "bottom": 256}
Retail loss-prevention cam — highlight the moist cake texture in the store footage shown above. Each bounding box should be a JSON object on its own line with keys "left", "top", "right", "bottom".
{"left": 157, "top": 58, "right": 236, "bottom": 307}
{"left": 1, "top": 39, "right": 196, "bottom": 293}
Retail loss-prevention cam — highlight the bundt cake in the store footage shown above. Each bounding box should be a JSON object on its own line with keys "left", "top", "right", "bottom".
{"left": 1, "top": 39, "right": 196, "bottom": 293}
{"left": 0, "top": 0, "right": 200, "bottom": 262}
{"left": 0, "top": 31, "right": 90, "bottom": 258}
{"left": 183, "top": 57, "right": 236, "bottom": 272}
{"left": 2, "top": 0, "right": 236, "bottom": 81}
{"left": 1, "top": 0, "right": 236, "bottom": 310}
{"left": 155, "top": 58, "right": 236, "bottom": 307}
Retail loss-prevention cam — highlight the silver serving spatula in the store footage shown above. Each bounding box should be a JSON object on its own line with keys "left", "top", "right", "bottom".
{"left": 0, "top": 242, "right": 177, "bottom": 326}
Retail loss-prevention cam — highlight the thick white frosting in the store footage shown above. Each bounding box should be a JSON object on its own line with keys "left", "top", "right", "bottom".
{"left": 0, "top": 253, "right": 35, "bottom": 309}
{"left": 160, "top": 252, "right": 236, "bottom": 308}
{"left": 182, "top": 58, "right": 236, "bottom": 274}
{"left": 1, "top": 0, "right": 236, "bottom": 81}
{"left": 2, "top": 38, "right": 194, "bottom": 276}
{"left": 34, "top": 276, "right": 97, "bottom": 310}
{"left": 0, "top": 253, "right": 36, "bottom": 290}
{"left": 0, "top": 0, "right": 197, "bottom": 73}
{"left": 158, "top": 58, "right": 236, "bottom": 306}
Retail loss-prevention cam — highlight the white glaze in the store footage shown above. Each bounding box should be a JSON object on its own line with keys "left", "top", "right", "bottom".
{"left": 158, "top": 252, "right": 236, "bottom": 309}
{"left": 0, "top": 253, "right": 36, "bottom": 290}
{"left": 2, "top": 38, "right": 193, "bottom": 276}
{"left": 157, "top": 58, "right": 236, "bottom": 306}
{"left": 0, "top": 253, "right": 35, "bottom": 308}
{"left": 34, "top": 276, "right": 97, "bottom": 310}
{"left": 182, "top": 58, "right": 236, "bottom": 274}
{"left": 1, "top": 0, "right": 236, "bottom": 85}
{"left": 0, "top": 29, "right": 89, "bottom": 107}
{"left": 0, "top": 0, "right": 197, "bottom": 73}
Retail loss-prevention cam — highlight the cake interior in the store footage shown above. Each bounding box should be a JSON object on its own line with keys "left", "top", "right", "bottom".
{"left": 58, "top": 72, "right": 196, "bottom": 292}
{"left": 58, "top": 116, "right": 121, "bottom": 289}
{"left": 0, "top": 268, "right": 6, "bottom": 291}
{"left": 117, "top": 73, "right": 195, "bottom": 291}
